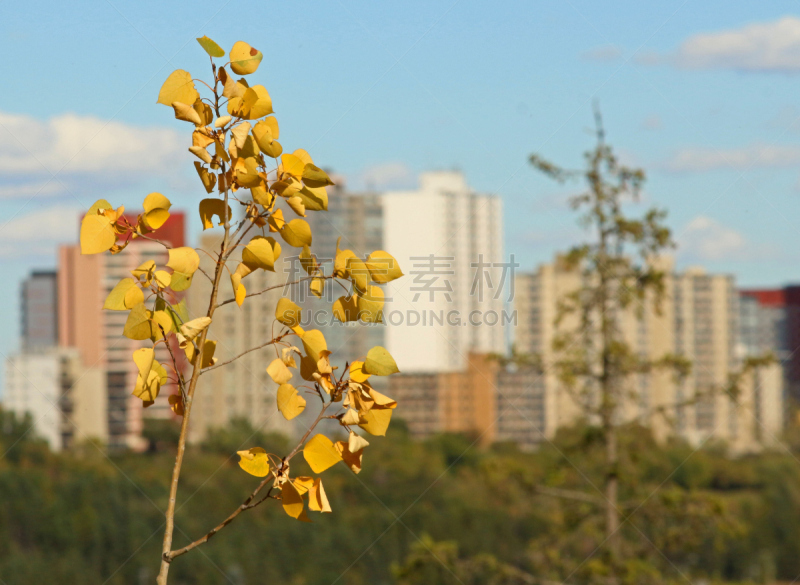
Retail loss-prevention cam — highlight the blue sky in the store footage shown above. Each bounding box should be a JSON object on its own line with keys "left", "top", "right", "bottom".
{"left": 1, "top": 0, "right": 800, "bottom": 369}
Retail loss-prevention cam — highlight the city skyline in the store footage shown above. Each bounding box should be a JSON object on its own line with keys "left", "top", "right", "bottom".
{"left": 3, "top": 4, "right": 800, "bottom": 374}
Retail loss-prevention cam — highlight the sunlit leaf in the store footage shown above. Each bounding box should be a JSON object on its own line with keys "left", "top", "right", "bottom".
{"left": 237, "top": 447, "right": 271, "bottom": 477}
{"left": 199, "top": 198, "right": 232, "bottom": 230}
{"left": 80, "top": 212, "right": 115, "bottom": 255}
{"left": 364, "top": 346, "right": 400, "bottom": 376}
{"left": 157, "top": 70, "right": 199, "bottom": 106}
{"left": 277, "top": 383, "right": 306, "bottom": 421}
{"left": 229, "top": 41, "right": 263, "bottom": 75}
{"left": 196, "top": 35, "right": 225, "bottom": 58}
{"left": 303, "top": 434, "right": 342, "bottom": 473}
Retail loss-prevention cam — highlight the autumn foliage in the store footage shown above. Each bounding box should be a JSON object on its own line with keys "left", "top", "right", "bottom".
{"left": 79, "top": 36, "right": 403, "bottom": 584}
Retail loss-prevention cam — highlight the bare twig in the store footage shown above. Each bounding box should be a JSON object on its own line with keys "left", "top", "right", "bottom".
{"left": 200, "top": 333, "right": 288, "bottom": 375}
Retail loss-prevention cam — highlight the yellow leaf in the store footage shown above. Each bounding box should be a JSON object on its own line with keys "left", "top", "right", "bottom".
{"left": 238, "top": 86, "right": 272, "bottom": 119}
{"left": 193, "top": 100, "right": 214, "bottom": 126}
{"left": 230, "top": 122, "right": 251, "bottom": 150}
{"left": 132, "top": 260, "right": 156, "bottom": 282}
{"left": 199, "top": 198, "right": 232, "bottom": 229}
{"left": 157, "top": 70, "right": 199, "bottom": 106}
{"left": 348, "top": 431, "right": 370, "bottom": 453}
{"left": 303, "top": 434, "right": 342, "bottom": 473}
{"left": 341, "top": 408, "right": 361, "bottom": 426}
{"left": 170, "top": 271, "right": 194, "bottom": 292}
{"left": 310, "top": 277, "right": 324, "bottom": 298}
{"left": 275, "top": 297, "right": 302, "bottom": 328}
{"left": 264, "top": 116, "right": 279, "bottom": 139}
{"left": 364, "top": 346, "right": 399, "bottom": 376}
{"left": 365, "top": 250, "right": 403, "bottom": 284}
{"left": 151, "top": 310, "right": 173, "bottom": 340}
{"left": 300, "top": 329, "right": 327, "bottom": 363}
{"left": 232, "top": 276, "right": 246, "bottom": 307}
{"left": 349, "top": 360, "right": 371, "bottom": 383}
{"left": 281, "top": 154, "right": 304, "bottom": 178}
{"left": 171, "top": 101, "right": 202, "bottom": 125}
{"left": 237, "top": 447, "right": 271, "bottom": 477}
{"left": 282, "top": 346, "right": 299, "bottom": 368}
{"left": 281, "top": 480, "right": 306, "bottom": 520}
{"left": 230, "top": 41, "right": 263, "bottom": 75}
{"left": 369, "top": 387, "right": 397, "bottom": 408}
{"left": 219, "top": 67, "right": 246, "bottom": 99}
{"left": 194, "top": 162, "right": 217, "bottom": 194}
{"left": 293, "top": 149, "right": 313, "bottom": 165}
{"left": 297, "top": 186, "right": 328, "bottom": 212}
{"left": 241, "top": 236, "right": 276, "bottom": 271}
{"left": 277, "top": 383, "right": 306, "bottom": 421}
{"left": 332, "top": 296, "right": 359, "bottom": 323}
{"left": 169, "top": 394, "right": 185, "bottom": 416}
{"left": 123, "top": 303, "right": 153, "bottom": 341}
{"left": 132, "top": 347, "right": 154, "bottom": 382}
{"left": 154, "top": 270, "right": 172, "bottom": 289}
{"left": 357, "top": 286, "right": 384, "bottom": 324}
{"left": 80, "top": 212, "right": 116, "bottom": 255}
{"left": 188, "top": 145, "right": 212, "bottom": 165}
{"left": 88, "top": 199, "right": 113, "bottom": 215}
{"left": 143, "top": 192, "right": 171, "bottom": 214}
{"left": 167, "top": 247, "right": 200, "bottom": 275}
{"left": 252, "top": 117, "right": 280, "bottom": 155}
{"left": 193, "top": 128, "right": 215, "bottom": 149}
{"left": 196, "top": 35, "right": 225, "bottom": 58}
{"left": 293, "top": 476, "right": 315, "bottom": 495}
{"left": 133, "top": 368, "right": 162, "bottom": 403}
{"left": 279, "top": 219, "right": 312, "bottom": 248}
{"left": 104, "top": 278, "right": 142, "bottom": 311}
{"left": 286, "top": 196, "right": 306, "bottom": 217}
{"left": 334, "top": 441, "right": 364, "bottom": 474}
{"left": 334, "top": 243, "right": 356, "bottom": 278}
{"left": 308, "top": 478, "right": 332, "bottom": 513}
{"left": 186, "top": 339, "right": 217, "bottom": 368}
{"left": 214, "top": 115, "right": 231, "bottom": 128}
{"left": 346, "top": 256, "right": 370, "bottom": 293}
{"left": 359, "top": 407, "right": 393, "bottom": 436}
{"left": 266, "top": 358, "right": 293, "bottom": 384}
{"left": 180, "top": 316, "right": 211, "bottom": 341}
{"left": 302, "top": 163, "right": 334, "bottom": 188}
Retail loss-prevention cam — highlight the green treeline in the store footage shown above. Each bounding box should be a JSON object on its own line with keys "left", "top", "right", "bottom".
{"left": 1, "top": 410, "right": 799, "bottom": 584}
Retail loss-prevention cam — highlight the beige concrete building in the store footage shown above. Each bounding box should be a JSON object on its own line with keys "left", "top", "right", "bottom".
{"left": 186, "top": 233, "right": 297, "bottom": 443}
{"left": 3, "top": 348, "right": 107, "bottom": 450}
{"left": 58, "top": 213, "right": 186, "bottom": 450}
{"left": 514, "top": 258, "right": 783, "bottom": 454}
{"left": 389, "top": 353, "right": 546, "bottom": 450}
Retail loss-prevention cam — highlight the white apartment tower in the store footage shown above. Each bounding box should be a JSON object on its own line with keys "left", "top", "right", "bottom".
{"left": 382, "top": 171, "right": 506, "bottom": 373}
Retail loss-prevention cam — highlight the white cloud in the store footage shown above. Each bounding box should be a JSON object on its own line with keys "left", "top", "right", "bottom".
{"left": 0, "top": 205, "right": 80, "bottom": 257}
{"left": 582, "top": 45, "right": 623, "bottom": 63}
{"left": 0, "top": 111, "right": 183, "bottom": 174}
{"left": 678, "top": 216, "right": 747, "bottom": 261}
{"left": 0, "top": 181, "right": 63, "bottom": 199}
{"left": 655, "top": 16, "right": 800, "bottom": 72}
{"left": 663, "top": 143, "right": 800, "bottom": 172}
{"left": 357, "top": 162, "right": 415, "bottom": 190}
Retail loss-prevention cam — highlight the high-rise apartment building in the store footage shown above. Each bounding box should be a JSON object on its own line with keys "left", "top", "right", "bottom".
{"left": 4, "top": 346, "right": 107, "bottom": 451}
{"left": 388, "top": 353, "right": 546, "bottom": 449}
{"left": 186, "top": 233, "right": 297, "bottom": 443}
{"left": 514, "top": 259, "right": 783, "bottom": 454}
{"left": 382, "top": 171, "right": 506, "bottom": 373}
{"left": 58, "top": 212, "right": 186, "bottom": 449}
{"left": 20, "top": 270, "right": 59, "bottom": 349}
{"left": 301, "top": 182, "right": 385, "bottom": 366}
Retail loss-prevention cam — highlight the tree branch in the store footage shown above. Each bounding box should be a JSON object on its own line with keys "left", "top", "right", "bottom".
{"left": 200, "top": 333, "right": 288, "bottom": 375}
{"left": 166, "top": 399, "right": 332, "bottom": 561}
